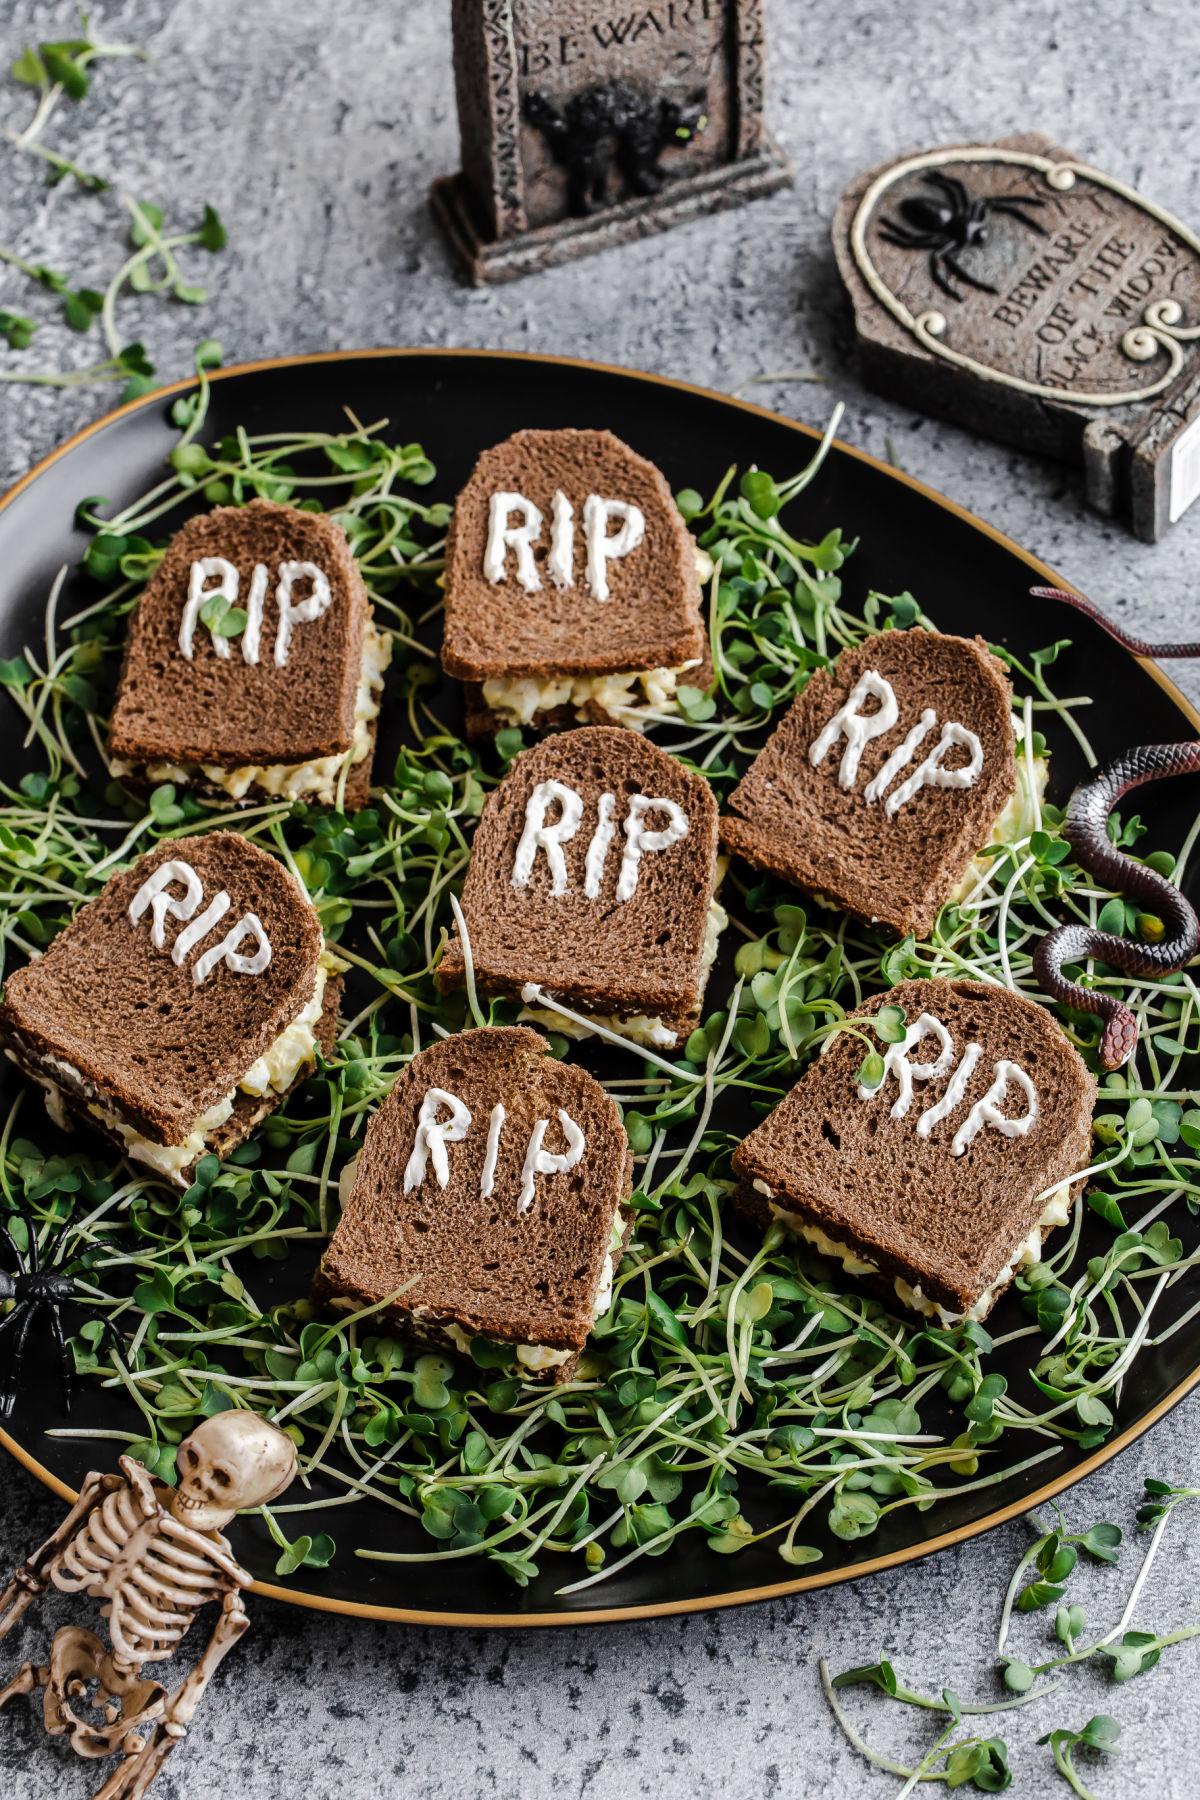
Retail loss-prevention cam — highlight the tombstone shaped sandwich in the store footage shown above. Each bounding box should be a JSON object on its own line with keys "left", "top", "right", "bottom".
{"left": 108, "top": 498, "right": 392, "bottom": 808}
{"left": 438, "top": 726, "right": 726, "bottom": 1048}
{"left": 720, "top": 631, "right": 1021, "bottom": 936}
{"left": 442, "top": 427, "right": 712, "bottom": 739}
{"left": 734, "top": 978, "right": 1095, "bottom": 1326}
{"left": 0, "top": 832, "right": 340, "bottom": 1184}
{"left": 316, "top": 1027, "right": 633, "bottom": 1382}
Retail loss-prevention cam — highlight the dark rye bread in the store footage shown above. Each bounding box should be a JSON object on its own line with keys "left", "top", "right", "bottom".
{"left": 108, "top": 498, "right": 371, "bottom": 772}
{"left": 41, "top": 974, "right": 342, "bottom": 1181}
{"left": 0, "top": 832, "right": 324, "bottom": 1146}
{"left": 438, "top": 727, "right": 721, "bottom": 1040}
{"left": 733, "top": 978, "right": 1096, "bottom": 1320}
{"left": 720, "top": 631, "right": 1018, "bottom": 937}
{"left": 315, "top": 1027, "right": 634, "bottom": 1382}
{"left": 442, "top": 428, "right": 707, "bottom": 683}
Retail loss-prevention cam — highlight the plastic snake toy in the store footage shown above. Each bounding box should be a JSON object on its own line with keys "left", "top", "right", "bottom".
{"left": 1028, "top": 587, "right": 1200, "bottom": 1068}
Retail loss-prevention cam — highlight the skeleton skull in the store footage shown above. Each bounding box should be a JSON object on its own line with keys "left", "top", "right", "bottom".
{"left": 170, "top": 1412, "right": 297, "bottom": 1532}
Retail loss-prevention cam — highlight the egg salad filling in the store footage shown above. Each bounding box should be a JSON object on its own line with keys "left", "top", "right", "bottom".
{"left": 482, "top": 658, "right": 703, "bottom": 733}
{"left": 8, "top": 950, "right": 339, "bottom": 1185}
{"left": 755, "top": 1179, "right": 1077, "bottom": 1327}
{"left": 112, "top": 622, "right": 392, "bottom": 805}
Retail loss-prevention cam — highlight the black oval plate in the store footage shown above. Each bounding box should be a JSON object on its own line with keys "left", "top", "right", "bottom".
{"left": 1, "top": 350, "right": 1198, "bottom": 1628}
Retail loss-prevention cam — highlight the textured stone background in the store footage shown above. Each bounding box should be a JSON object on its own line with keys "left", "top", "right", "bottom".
{"left": 2, "top": 2, "right": 1200, "bottom": 1795}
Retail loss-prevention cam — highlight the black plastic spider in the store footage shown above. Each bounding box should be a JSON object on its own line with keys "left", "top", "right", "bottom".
{"left": 879, "top": 171, "right": 1047, "bottom": 302}
{"left": 0, "top": 1207, "right": 79, "bottom": 1420}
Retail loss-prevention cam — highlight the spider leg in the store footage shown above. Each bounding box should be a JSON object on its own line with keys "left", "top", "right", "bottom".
{"left": 990, "top": 196, "right": 1049, "bottom": 235}
{"left": 929, "top": 251, "right": 965, "bottom": 301}
{"left": 941, "top": 250, "right": 997, "bottom": 295}
{"left": 880, "top": 221, "right": 939, "bottom": 248}
{"left": 926, "top": 170, "right": 969, "bottom": 212}
{"left": 0, "top": 1301, "right": 37, "bottom": 1421}
{"left": 44, "top": 1298, "right": 73, "bottom": 1417}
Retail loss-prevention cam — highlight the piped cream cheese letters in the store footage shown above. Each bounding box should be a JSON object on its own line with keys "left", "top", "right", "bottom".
{"left": 274, "top": 562, "right": 333, "bottom": 666}
{"left": 583, "top": 496, "right": 645, "bottom": 602}
{"left": 483, "top": 489, "right": 646, "bottom": 600}
{"left": 512, "top": 780, "right": 584, "bottom": 896}
{"left": 403, "top": 1090, "right": 586, "bottom": 1214}
{"left": 128, "top": 860, "right": 204, "bottom": 949}
{"left": 404, "top": 1088, "right": 472, "bottom": 1193}
{"left": 810, "top": 669, "right": 898, "bottom": 788}
{"left": 810, "top": 669, "right": 984, "bottom": 814}
{"left": 857, "top": 1012, "right": 955, "bottom": 1118}
{"left": 485, "top": 493, "right": 543, "bottom": 593}
{"left": 516, "top": 1110, "right": 586, "bottom": 1215}
{"left": 179, "top": 559, "right": 333, "bottom": 666}
{"left": 180, "top": 559, "right": 239, "bottom": 662}
{"left": 856, "top": 1010, "right": 1039, "bottom": 1156}
{"left": 511, "top": 782, "right": 688, "bottom": 900}
{"left": 128, "top": 859, "right": 274, "bottom": 986}
{"left": 480, "top": 1103, "right": 506, "bottom": 1198}
{"left": 951, "top": 1060, "right": 1038, "bottom": 1155}
{"left": 615, "top": 793, "right": 688, "bottom": 902}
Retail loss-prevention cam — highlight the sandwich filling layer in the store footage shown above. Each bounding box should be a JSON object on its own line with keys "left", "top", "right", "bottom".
{"left": 482, "top": 658, "right": 702, "bottom": 733}
{"left": 10, "top": 952, "right": 337, "bottom": 1183}
{"left": 755, "top": 1178, "right": 1077, "bottom": 1326}
{"left": 517, "top": 893, "right": 728, "bottom": 1048}
{"left": 112, "top": 622, "right": 392, "bottom": 805}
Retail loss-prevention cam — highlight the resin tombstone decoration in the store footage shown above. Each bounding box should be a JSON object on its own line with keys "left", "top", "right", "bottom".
{"left": 833, "top": 132, "right": 1200, "bottom": 541}
{"left": 431, "top": 0, "right": 792, "bottom": 284}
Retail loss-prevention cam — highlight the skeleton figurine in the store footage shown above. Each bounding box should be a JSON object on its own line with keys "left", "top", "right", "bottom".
{"left": 0, "top": 1411, "right": 296, "bottom": 1799}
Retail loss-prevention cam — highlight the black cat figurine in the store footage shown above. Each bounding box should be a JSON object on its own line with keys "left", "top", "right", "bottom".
{"left": 525, "top": 81, "right": 708, "bottom": 217}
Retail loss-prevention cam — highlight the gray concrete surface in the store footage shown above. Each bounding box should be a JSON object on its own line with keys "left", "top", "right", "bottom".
{"left": 1, "top": 2, "right": 1200, "bottom": 1795}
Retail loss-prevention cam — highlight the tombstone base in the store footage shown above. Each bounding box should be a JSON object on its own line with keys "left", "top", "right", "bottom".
{"left": 431, "top": 138, "right": 793, "bottom": 287}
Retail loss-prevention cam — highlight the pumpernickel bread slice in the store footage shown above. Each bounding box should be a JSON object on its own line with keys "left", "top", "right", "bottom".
{"left": 0, "top": 831, "right": 336, "bottom": 1183}
{"left": 315, "top": 1026, "right": 634, "bottom": 1383}
{"left": 720, "top": 630, "right": 1018, "bottom": 937}
{"left": 108, "top": 498, "right": 390, "bottom": 808}
{"left": 437, "top": 726, "right": 725, "bottom": 1047}
{"left": 442, "top": 428, "right": 710, "bottom": 737}
{"left": 733, "top": 977, "right": 1095, "bottom": 1323}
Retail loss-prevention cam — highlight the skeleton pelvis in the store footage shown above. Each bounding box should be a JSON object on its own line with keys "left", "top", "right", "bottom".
{"left": 44, "top": 1625, "right": 166, "bottom": 1757}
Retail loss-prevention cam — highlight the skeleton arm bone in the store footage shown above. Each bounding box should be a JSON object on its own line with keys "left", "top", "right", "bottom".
{"left": 0, "top": 1471, "right": 120, "bottom": 1642}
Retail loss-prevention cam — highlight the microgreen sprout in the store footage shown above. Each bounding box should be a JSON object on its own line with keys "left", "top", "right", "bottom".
{"left": 2, "top": 29, "right": 226, "bottom": 401}
{"left": 826, "top": 1479, "right": 1200, "bottom": 1794}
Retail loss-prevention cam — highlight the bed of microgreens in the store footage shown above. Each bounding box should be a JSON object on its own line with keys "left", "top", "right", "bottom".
{"left": 0, "top": 379, "right": 1198, "bottom": 1627}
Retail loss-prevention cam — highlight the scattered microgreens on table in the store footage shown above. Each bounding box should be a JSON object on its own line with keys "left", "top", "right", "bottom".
{"left": 822, "top": 1477, "right": 1200, "bottom": 1796}
{"left": 0, "top": 402, "right": 1198, "bottom": 1603}
{"left": 1, "top": 15, "right": 227, "bottom": 401}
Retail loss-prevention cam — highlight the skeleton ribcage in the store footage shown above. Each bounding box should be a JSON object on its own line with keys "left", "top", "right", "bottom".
{"left": 53, "top": 1481, "right": 229, "bottom": 1665}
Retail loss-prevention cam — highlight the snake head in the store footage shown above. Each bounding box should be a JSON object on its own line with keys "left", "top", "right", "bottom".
{"left": 1100, "top": 1008, "right": 1139, "bottom": 1071}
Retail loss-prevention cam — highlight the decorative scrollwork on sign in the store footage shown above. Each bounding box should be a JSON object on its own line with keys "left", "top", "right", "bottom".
{"left": 851, "top": 147, "right": 1200, "bottom": 407}
{"left": 735, "top": 0, "right": 768, "bottom": 156}
{"left": 480, "top": 0, "right": 527, "bottom": 237}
